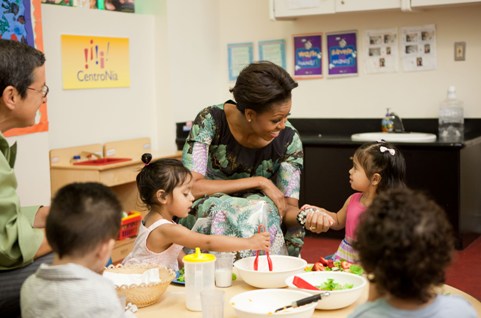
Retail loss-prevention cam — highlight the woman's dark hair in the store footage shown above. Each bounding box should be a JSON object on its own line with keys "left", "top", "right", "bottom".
{"left": 137, "top": 154, "right": 192, "bottom": 209}
{"left": 47, "top": 182, "right": 122, "bottom": 258}
{"left": 229, "top": 61, "right": 298, "bottom": 114}
{"left": 0, "top": 39, "right": 46, "bottom": 99}
{"left": 353, "top": 188, "right": 454, "bottom": 302}
{"left": 353, "top": 141, "right": 406, "bottom": 193}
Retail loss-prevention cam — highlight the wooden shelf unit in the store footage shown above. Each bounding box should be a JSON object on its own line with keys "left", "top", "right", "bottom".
{"left": 49, "top": 138, "right": 181, "bottom": 263}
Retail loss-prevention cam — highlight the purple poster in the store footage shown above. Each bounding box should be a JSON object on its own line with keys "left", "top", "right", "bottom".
{"left": 327, "top": 31, "right": 358, "bottom": 77}
{"left": 293, "top": 34, "right": 322, "bottom": 78}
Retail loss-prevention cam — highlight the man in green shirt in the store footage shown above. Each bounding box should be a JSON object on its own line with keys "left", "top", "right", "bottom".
{"left": 0, "top": 39, "right": 53, "bottom": 316}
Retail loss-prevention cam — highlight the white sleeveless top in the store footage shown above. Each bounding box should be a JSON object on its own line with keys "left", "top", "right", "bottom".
{"left": 122, "top": 218, "right": 183, "bottom": 271}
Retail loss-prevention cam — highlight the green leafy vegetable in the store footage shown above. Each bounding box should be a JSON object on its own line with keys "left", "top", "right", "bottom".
{"left": 349, "top": 264, "right": 364, "bottom": 275}
{"left": 177, "top": 268, "right": 185, "bottom": 282}
{"left": 317, "top": 278, "right": 354, "bottom": 291}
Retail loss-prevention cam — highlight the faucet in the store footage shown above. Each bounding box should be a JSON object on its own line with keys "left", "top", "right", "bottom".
{"left": 80, "top": 151, "right": 102, "bottom": 160}
{"left": 391, "top": 112, "right": 405, "bottom": 133}
{"left": 382, "top": 108, "right": 405, "bottom": 133}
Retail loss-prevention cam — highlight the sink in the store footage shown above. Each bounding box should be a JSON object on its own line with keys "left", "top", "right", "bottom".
{"left": 73, "top": 157, "right": 132, "bottom": 166}
{"left": 351, "top": 132, "right": 437, "bottom": 143}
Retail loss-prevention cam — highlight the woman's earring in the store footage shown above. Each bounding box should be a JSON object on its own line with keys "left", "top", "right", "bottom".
{"left": 248, "top": 119, "right": 252, "bottom": 123}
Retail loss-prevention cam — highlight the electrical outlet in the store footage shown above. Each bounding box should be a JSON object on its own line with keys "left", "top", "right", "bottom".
{"left": 454, "top": 42, "right": 466, "bottom": 61}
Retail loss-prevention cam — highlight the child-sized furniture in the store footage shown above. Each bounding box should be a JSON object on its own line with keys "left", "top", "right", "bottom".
{"left": 49, "top": 138, "right": 181, "bottom": 263}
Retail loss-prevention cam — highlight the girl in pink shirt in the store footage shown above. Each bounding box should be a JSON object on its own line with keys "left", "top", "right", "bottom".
{"left": 301, "top": 141, "right": 406, "bottom": 263}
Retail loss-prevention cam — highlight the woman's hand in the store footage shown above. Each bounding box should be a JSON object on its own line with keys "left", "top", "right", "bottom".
{"left": 250, "top": 231, "right": 271, "bottom": 251}
{"left": 33, "top": 206, "right": 50, "bottom": 228}
{"left": 256, "top": 176, "right": 286, "bottom": 217}
{"left": 300, "top": 204, "right": 335, "bottom": 234}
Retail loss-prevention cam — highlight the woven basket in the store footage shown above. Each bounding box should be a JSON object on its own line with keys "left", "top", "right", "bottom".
{"left": 104, "top": 263, "right": 175, "bottom": 308}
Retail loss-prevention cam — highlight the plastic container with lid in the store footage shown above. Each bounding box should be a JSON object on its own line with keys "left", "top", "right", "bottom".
{"left": 183, "top": 247, "right": 216, "bottom": 311}
{"left": 439, "top": 86, "right": 464, "bottom": 142}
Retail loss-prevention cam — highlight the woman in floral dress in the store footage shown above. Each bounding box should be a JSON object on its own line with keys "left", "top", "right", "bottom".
{"left": 179, "top": 61, "right": 330, "bottom": 258}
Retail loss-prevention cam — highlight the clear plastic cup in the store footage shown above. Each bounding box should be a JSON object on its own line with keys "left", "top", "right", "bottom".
{"left": 201, "top": 288, "right": 224, "bottom": 318}
{"left": 215, "top": 253, "right": 234, "bottom": 288}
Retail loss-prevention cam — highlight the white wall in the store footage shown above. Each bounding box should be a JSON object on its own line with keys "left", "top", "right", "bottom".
{"left": 6, "top": 133, "right": 50, "bottom": 206}
{"left": 215, "top": 0, "right": 481, "bottom": 119}
{"left": 42, "top": 6, "right": 157, "bottom": 150}
{"left": 136, "top": 0, "right": 224, "bottom": 136}
{"left": 12, "top": 1, "right": 481, "bottom": 205}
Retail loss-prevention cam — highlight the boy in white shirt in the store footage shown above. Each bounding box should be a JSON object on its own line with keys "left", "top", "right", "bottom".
{"left": 21, "top": 182, "right": 134, "bottom": 317}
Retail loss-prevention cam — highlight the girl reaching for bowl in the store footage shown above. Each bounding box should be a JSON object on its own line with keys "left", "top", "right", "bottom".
{"left": 299, "top": 141, "right": 406, "bottom": 264}
{"left": 122, "top": 154, "right": 270, "bottom": 271}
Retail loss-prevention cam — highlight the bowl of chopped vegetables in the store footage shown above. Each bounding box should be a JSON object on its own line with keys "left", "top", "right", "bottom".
{"left": 285, "top": 271, "right": 368, "bottom": 310}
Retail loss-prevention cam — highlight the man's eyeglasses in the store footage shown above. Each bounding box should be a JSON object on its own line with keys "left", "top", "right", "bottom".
{"left": 27, "top": 84, "right": 49, "bottom": 98}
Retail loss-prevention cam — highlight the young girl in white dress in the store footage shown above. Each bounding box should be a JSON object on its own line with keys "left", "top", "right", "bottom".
{"left": 123, "top": 154, "right": 270, "bottom": 270}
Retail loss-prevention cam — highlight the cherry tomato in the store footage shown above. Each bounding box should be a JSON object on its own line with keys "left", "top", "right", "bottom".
{"left": 318, "top": 257, "right": 329, "bottom": 266}
{"left": 312, "top": 262, "right": 325, "bottom": 271}
{"left": 327, "top": 259, "right": 335, "bottom": 268}
{"left": 341, "top": 261, "right": 351, "bottom": 270}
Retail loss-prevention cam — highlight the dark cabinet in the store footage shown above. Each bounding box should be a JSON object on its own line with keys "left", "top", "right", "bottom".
{"left": 300, "top": 141, "right": 481, "bottom": 249}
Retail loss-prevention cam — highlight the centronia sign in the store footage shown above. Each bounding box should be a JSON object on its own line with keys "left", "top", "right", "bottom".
{"left": 61, "top": 35, "right": 130, "bottom": 89}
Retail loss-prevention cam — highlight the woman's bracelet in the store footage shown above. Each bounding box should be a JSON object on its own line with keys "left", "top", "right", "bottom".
{"left": 297, "top": 207, "right": 332, "bottom": 227}
{"left": 297, "top": 207, "right": 317, "bottom": 226}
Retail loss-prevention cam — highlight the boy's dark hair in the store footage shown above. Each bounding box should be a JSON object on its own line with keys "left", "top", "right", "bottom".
{"left": 353, "top": 141, "right": 406, "bottom": 193}
{"left": 354, "top": 188, "right": 454, "bottom": 302}
{"left": 47, "top": 182, "right": 122, "bottom": 258}
{"left": 137, "top": 158, "right": 192, "bottom": 209}
{"left": 0, "top": 39, "right": 46, "bottom": 99}
{"left": 230, "top": 60, "right": 298, "bottom": 114}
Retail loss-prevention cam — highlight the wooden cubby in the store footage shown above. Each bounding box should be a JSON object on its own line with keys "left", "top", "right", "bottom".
{"left": 49, "top": 138, "right": 181, "bottom": 263}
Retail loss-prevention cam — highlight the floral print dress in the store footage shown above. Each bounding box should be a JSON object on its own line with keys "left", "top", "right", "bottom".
{"left": 179, "top": 102, "right": 305, "bottom": 258}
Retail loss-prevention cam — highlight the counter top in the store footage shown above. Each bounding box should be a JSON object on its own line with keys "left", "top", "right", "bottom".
{"left": 175, "top": 118, "right": 481, "bottom": 149}
{"left": 289, "top": 118, "right": 481, "bottom": 148}
{"left": 50, "top": 151, "right": 182, "bottom": 171}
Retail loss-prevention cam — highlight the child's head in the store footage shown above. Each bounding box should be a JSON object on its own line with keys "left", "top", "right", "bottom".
{"left": 137, "top": 154, "right": 193, "bottom": 210}
{"left": 352, "top": 141, "right": 406, "bottom": 193}
{"left": 47, "top": 182, "right": 122, "bottom": 264}
{"left": 354, "top": 188, "right": 454, "bottom": 303}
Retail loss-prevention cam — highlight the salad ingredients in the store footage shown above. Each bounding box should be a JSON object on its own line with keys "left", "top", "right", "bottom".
{"left": 306, "top": 258, "right": 364, "bottom": 276}
{"left": 176, "top": 268, "right": 185, "bottom": 283}
{"left": 318, "top": 278, "right": 353, "bottom": 291}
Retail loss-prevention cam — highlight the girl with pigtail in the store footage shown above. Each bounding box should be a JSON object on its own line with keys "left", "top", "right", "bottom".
{"left": 299, "top": 141, "right": 406, "bottom": 264}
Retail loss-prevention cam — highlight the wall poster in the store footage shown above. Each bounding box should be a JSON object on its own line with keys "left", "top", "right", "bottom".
{"left": 293, "top": 33, "right": 322, "bottom": 79}
{"left": 363, "top": 28, "right": 399, "bottom": 74}
{"left": 1, "top": 0, "right": 48, "bottom": 137}
{"left": 61, "top": 35, "right": 130, "bottom": 89}
{"left": 227, "top": 42, "right": 254, "bottom": 81}
{"left": 327, "top": 31, "right": 358, "bottom": 77}
{"left": 400, "top": 24, "right": 437, "bottom": 72}
{"left": 258, "top": 39, "right": 286, "bottom": 70}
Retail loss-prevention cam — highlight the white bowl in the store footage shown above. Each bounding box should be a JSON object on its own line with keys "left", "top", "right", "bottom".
{"left": 234, "top": 255, "right": 307, "bottom": 288}
{"left": 230, "top": 289, "right": 317, "bottom": 318}
{"left": 285, "top": 271, "right": 367, "bottom": 310}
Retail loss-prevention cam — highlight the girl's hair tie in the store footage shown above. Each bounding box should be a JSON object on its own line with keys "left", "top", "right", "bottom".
{"left": 380, "top": 146, "right": 396, "bottom": 156}
{"left": 141, "top": 153, "right": 153, "bottom": 165}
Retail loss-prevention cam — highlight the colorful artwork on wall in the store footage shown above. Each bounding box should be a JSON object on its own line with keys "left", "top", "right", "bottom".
{"left": 327, "top": 30, "right": 358, "bottom": 77}
{"left": 293, "top": 33, "right": 322, "bottom": 79}
{"left": 1, "top": 0, "right": 49, "bottom": 137}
